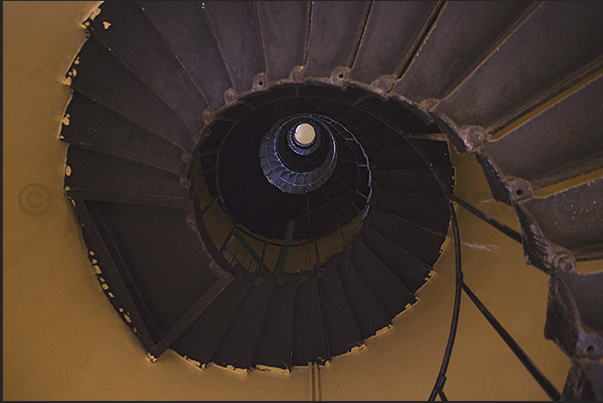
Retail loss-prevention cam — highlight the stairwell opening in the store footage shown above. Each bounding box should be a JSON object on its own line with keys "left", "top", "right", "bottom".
{"left": 190, "top": 83, "right": 454, "bottom": 282}
{"left": 295, "top": 123, "right": 316, "bottom": 145}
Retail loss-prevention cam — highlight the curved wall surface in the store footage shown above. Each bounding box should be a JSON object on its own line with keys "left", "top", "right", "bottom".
{"left": 4, "top": 2, "right": 578, "bottom": 400}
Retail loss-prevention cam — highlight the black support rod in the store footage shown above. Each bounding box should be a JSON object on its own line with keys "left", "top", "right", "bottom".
{"left": 448, "top": 194, "right": 522, "bottom": 244}
{"left": 461, "top": 282, "right": 561, "bottom": 401}
{"left": 403, "top": 138, "right": 463, "bottom": 402}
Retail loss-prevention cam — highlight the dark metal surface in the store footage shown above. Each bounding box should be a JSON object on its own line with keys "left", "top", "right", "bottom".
{"left": 86, "top": 202, "right": 222, "bottom": 337}
{"left": 374, "top": 188, "right": 451, "bottom": 236}
{"left": 204, "top": 1, "right": 266, "bottom": 96}
{"left": 139, "top": 1, "right": 232, "bottom": 111}
{"left": 373, "top": 166, "right": 454, "bottom": 198}
{"left": 369, "top": 207, "right": 446, "bottom": 267}
{"left": 395, "top": 1, "right": 533, "bottom": 103}
{"left": 65, "top": 146, "right": 187, "bottom": 199}
{"left": 61, "top": 93, "right": 186, "bottom": 176}
{"left": 318, "top": 263, "right": 363, "bottom": 357}
{"left": 481, "top": 73, "right": 603, "bottom": 190}
{"left": 171, "top": 278, "right": 252, "bottom": 368}
{"left": 520, "top": 178, "right": 603, "bottom": 261}
{"left": 562, "top": 359, "right": 603, "bottom": 401}
{"left": 473, "top": 152, "right": 521, "bottom": 206}
{"left": 304, "top": 1, "right": 370, "bottom": 78}
{"left": 211, "top": 280, "right": 275, "bottom": 370}
{"left": 86, "top": 1, "right": 208, "bottom": 134}
{"left": 544, "top": 272, "right": 603, "bottom": 360}
{"left": 369, "top": 140, "right": 452, "bottom": 170}
{"left": 362, "top": 225, "right": 431, "bottom": 293}
{"left": 64, "top": 4, "right": 603, "bottom": 398}
{"left": 336, "top": 255, "right": 391, "bottom": 339}
{"left": 349, "top": 1, "right": 441, "bottom": 85}
{"left": 68, "top": 38, "right": 194, "bottom": 151}
{"left": 252, "top": 279, "right": 299, "bottom": 370}
{"left": 435, "top": 1, "right": 603, "bottom": 133}
{"left": 66, "top": 190, "right": 191, "bottom": 210}
{"left": 75, "top": 200, "right": 160, "bottom": 353}
{"left": 256, "top": 1, "right": 309, "bottom": 83}
{"left": 292, "top": 276, "right": 329, "bottom": 366}
{"left": 562, "top": 272, "right": 603, "bottom": 335}
{"left": 514, "top": 203, "right": 571, "bottom": 274}
{"left": 349, "top": 238, "right": 415, "bottom": 319}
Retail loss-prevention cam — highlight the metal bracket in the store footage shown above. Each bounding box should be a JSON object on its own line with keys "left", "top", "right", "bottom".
{"left": 368, "top": 74, "right": 396, "bottom": 99}
{"left": 328, "top": 66, "right": 350, "bottom": 88}
{"left": 252, "top": 72, "right": 268, "bottom": 93}
{"left": 428, "top": 110, "right": 490, "bottom": 154}
{"left": 562, "top": 359, "right": 603, "bottom": 401}
{"left": 475, "top": 152, "right": 534, "bottom": 206}
{"left": 545, "top": 271, "right": 603, "bottom": 360}
{"left": 223, "top": 88, "right": 238, "bottom": 105}
{"left": 514, "top": 203, "right": 576, "bottom": 274}
{"left": 289, "top": 65, "right": 305, "bottom": 84}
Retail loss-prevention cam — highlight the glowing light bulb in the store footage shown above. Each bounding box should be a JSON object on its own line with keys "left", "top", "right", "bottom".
{"left": 294, "top": 123, "right": 315, "bottom": 145}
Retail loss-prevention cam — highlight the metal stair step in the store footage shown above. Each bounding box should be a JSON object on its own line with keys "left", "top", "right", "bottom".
{"left": 61, "top": 93, "right": 185, "bottom": 176}
{"left": 67, "top": 38, "right": 194, "bottom": 152}
{"left": 336, "top": 256, "right": 391, "bottom": 339}
{"left": 369, "top": 139, "right": 451, "bottom": 170}
{"left": 519, "top": 177, "right": 603, "bottom": 261}
{"left": 351, "top": 95, "right": 416, "bottom": 129}
{"left": 395, "top": 1, "right": 533, "bottom": 103}
{"left": 252, "top": 279, "right": 298, "bottom": 370}
{"left": 545, "top": 271, "right": 603, "bottom": 360}
{"left": 362, "top": 225, "right": 431, "bottom": 293}
{"left": 139, "top": 1, "right": 232, "bottom": 111}
{"left": 349, "top": 238, "right": 416, "bottom": 319}
{"left": 322, "top": 186, "right": 355, "bottom": 223}
{"left": 434, "top": 1, "right": 603, "bottom": 133}
{"left": 211, "top": 280, "right": 275, "bottom": 370}
{"left": 358, "top": 127, "right": 407, "bottom": 153}
{"left": 304, "top": 1, "right": 370, "bottom": 78}
{"left": 256, "top": 1, "right": 308, "bottom": 83}
{"left": 204, "top": 1, "right": 265, "bottom": 96}
{"left": 480, "top": 72, "right": 603, "bottom": 190}
{"left": 292, "top": 276, "right": 330, "bottom": 366}
{"left": 369, "top": 206, "right": 447, "bottom": 267}
{"left": 84, "top": 201, "right": 221, "bottom": 341}
{"left": 171, "top": 278, "right": 252, "bottom": 368}
{"left": 372, "top": 188, "right": 451, "bottom": 236}
{"left": 372, "top": 166, "right": 454, "bottom": 198}
{"left": 65, "top": 145, "right": 187, "bottom": 201}
{"left": 318, "top": 263, "right": 363, "bottom": 357}
{"left": 86, "top": 1, "right": 207, "bottom": 134}
{"left": 347, "top": 114, "right": 390, "bottom": 141}
{"left": 349, "top": 1, "right": 441, "bottom": 84}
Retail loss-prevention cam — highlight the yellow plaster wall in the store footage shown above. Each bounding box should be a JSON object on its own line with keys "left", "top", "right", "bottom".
{"left": 3, "top": 1, "right": 572, "bottom": 401}
{"left": 3, "top": 2, "right": 308, "bottom": 400}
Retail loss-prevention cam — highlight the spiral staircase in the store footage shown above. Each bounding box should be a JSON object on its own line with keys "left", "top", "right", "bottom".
{"left": 59, "top": 1, "right": 603, "bottom": 399}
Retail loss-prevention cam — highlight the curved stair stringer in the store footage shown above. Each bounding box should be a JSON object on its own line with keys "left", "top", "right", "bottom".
{"left": 385, "top": 16, "right": 603, "bottom": 397}
{"left": 397, "top": 92, "right": 603, "bottom": 402}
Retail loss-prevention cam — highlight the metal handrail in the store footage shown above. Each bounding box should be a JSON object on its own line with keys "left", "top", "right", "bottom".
{"left": 404, "top": 138, "right": 561, "bottom": 401}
